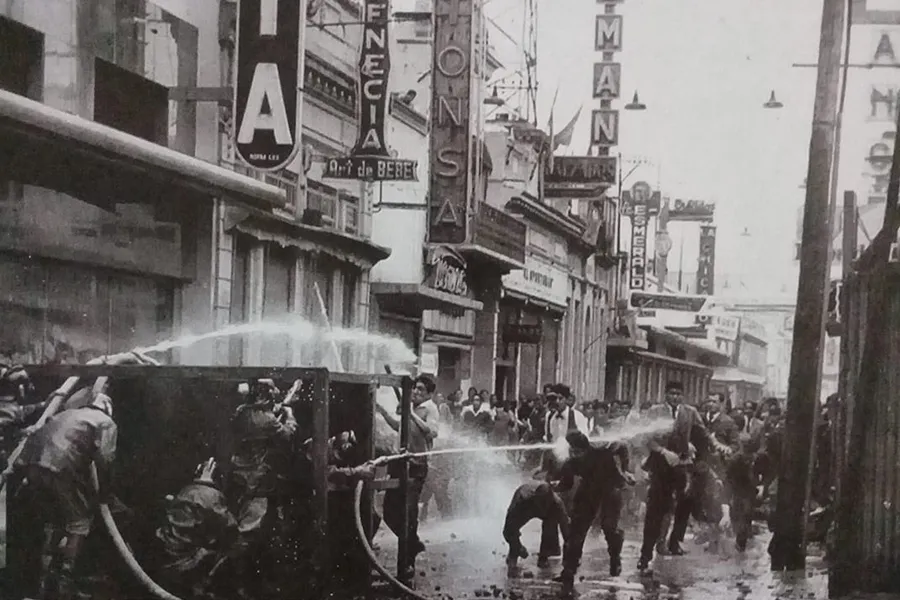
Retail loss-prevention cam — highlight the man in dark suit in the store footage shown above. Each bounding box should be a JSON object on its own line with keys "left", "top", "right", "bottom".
{"left": 703, "top": 393, "right": 739, "bottom": 448}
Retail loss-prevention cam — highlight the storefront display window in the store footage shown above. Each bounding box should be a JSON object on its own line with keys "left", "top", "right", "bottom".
{"left": 0, "top": 253, "right": 174, "bottom": 364}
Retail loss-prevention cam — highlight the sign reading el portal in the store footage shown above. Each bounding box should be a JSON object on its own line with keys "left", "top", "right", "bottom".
{"left": 324, "top": 0, "right": 418, "bottom": 181}
{"left": 234, "top": 0, "right": 303, "bottom": 171}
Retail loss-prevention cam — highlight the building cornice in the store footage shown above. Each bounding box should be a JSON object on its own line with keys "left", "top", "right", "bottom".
{"left": 389, "top": 95, "right": 428, "bottom": 136}
{"left": 506, "top": 193, "right": 590, "bottom": 250}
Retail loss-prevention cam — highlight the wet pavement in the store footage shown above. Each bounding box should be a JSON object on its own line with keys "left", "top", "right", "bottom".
{"left": 372, "top": 515, "right": 830, "bottom": 600}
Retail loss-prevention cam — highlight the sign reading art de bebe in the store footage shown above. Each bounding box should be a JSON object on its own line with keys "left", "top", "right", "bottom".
{"left": 233, "top": 0, "right": 303, "bottom": 171}
{"left": 323, "top": 0, "right": 418, "bottom": 182}
{"left": 502, "top": 254, "right": 569, "bottom": 308}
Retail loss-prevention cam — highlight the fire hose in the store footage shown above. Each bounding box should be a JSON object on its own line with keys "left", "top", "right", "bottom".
{"left": 353, "top": 479, "right": 429, "bottom": 600}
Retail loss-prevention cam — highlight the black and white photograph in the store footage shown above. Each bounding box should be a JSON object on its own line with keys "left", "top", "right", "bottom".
{"left": 0, "top": 0, "right": 892, "bottom": 599}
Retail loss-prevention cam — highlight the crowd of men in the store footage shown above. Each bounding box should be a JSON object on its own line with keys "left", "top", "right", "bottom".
{"left": 0, "top": 361, "right": 837, "bottom": 600}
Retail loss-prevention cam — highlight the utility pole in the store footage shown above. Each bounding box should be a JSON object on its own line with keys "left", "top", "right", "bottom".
{"left": 770, "top": 0, "right": 846, "bottom": 572}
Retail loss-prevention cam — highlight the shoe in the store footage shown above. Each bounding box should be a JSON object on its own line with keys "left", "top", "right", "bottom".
{"left": 609, "top": 558, "right": 622, "bottom": 577}
{"left": 517, "top": 546, "right": 529, "bottom": 560}
{"left": 667, "top": 543, "right": 686, "bottom": 556}
{"left": 553, "top": 572, "right": 575, "bottom": 596}
{"left": 412, "top": 540, "right": 426, "bottom": 555}
{"left": 537, "top": 557, "right": 551, "bottom": 569}
{"left": 637, "top": 557, "right": 650, "bottom": 571}
{"left": 655, "top": 540, "right": 670, "bottom": 555}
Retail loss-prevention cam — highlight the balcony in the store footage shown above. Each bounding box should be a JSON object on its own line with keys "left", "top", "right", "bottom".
{"left": 456, "top": 202, "right": 526, "bottom": 272}
{"left": 306, "top": 179, "right": 360, "bottom": 236}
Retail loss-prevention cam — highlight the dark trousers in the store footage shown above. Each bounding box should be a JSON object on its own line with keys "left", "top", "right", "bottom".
{"left": 562, "top": 487, "right": 623, "bottom": 574}
{"left": 383, "top": 462, "right": 427, "bottom": 564}
{"left": 420, "top": 466, "right": 452, "bottom": 520}
{"left": 502, "top": 510, "right": 562, "bottom": 559}
{"left": 640, "top": 468, "right": 683, "bottom": 562}
{"left": 670, "top": 463, "right": 723, "bottom": 546}
{"left": 730, "top": 491, "right": 755, "bottom": 550}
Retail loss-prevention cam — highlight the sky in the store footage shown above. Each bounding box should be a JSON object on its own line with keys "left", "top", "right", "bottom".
{"left": 484, "top": 0, "right": 835, "bottom": 298}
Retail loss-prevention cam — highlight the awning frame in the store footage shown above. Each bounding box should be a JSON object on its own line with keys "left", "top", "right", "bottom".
{"left": 370, "top": 282, "right": 484, "bottom": 312}
{"left": 0, "top": 89, "right": 287, "bottom": 211}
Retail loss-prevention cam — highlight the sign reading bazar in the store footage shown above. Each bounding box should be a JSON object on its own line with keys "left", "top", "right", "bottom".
{"left": 323, "top": 0, "right": 418, "bottom": 181}
{"left": 629, "top": 191, "right": 648, "bottom": 290}
{"left": 233, "top": 0, "right": 303, "bottom": 171}
{"left": 428, "top": 0, "right": 474, "bottom": 244}
{"left": 543, "top": 156, "right": 617, "bottom": 199}
{"left": 424, "top": 246, "right": 471, "bottom": 298}
{"left": 696, "top": 225, "right": 716, "bottom": 295}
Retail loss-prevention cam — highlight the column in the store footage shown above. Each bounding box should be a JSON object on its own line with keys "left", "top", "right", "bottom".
{"left": 244, "top": 242, "right": 265, "bottom": 365}
{"left": 471, "top": 279, "right": 500, "bottom": 394}
{"left": 291, "top": 253, "right": 308, "bottom": 366}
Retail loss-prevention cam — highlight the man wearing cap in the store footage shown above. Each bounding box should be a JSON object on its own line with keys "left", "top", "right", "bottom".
{"left": 16, "top": 391, "right": 118, "bottom": 600}
{"left": 156, "top": 458, "right": 237, "bottom": 598}
{"left": 228, "top": 379, "right": 297, "bottom": 597}
{"left": 554, "top": 430, "right": 635, "bottom": 593}
{"left": 0, "top": 364, "right": 46, "bottom": 469}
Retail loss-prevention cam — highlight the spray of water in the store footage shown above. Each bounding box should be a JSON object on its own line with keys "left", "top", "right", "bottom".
{"left": 133, "top": 317, "right": 417, "bottom": 366}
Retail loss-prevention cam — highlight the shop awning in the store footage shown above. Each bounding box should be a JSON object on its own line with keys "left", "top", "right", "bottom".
{"left": 641, "top": 325, "right": 731, "bottom": 366}
{"left": 0, "top": 89, "right": 286, "bottom": 211}
{"left": 609, "top": 346, "right": 715, "bottom": 375}
{"left": 712, "top": 366, "right": 766, "bottom": 386}
{"left": 502, "top": 288, "right": 567, "bottom": 313}
{"left": 232, "top": 211, "right": 391, "bottom": 269}
{"left": 371, "top": 282, "right": 483, "bottom": 312}
{"left": 422, "top": 332, "right": 475, "bottom": 349}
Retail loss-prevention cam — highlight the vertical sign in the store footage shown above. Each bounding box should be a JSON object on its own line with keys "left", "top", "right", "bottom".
{"left": 590, "top": 109, "right": 619, "bottom": 146}
{"left": 595, "top": 15, "right": 623, "bottom": 51}
{"left": 592, "top": 62, "right": 621, "bottom": 99}
{"left": 323, "top": 0, "right": 418, "bottom": 181}
{"left": 428, "top": 0, "right": 474, "bottom": 244}
{"left": 697, "top": 225, "right": 716, "bottom": 295}
{"left": 629, "top": 185, "right": 648, "bottom": 290}
{"left": 234, "top": 0, "right": 303, "bottom": 171}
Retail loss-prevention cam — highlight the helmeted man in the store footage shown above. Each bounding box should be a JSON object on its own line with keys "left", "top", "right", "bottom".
{"left": 0, "top": 364, "right": 46, "bottom": 469}
{"left": 638, "top": 381, "right": 731, "bottom": 571}
{"left": 155, "top": 458, "right": 237, "bottom": 598}
{"left": 16, "top": 392, "right": 117, "bottom": 600}
{"left": 555, "top": 431, "right": 635, "bottom": 594}
{"left": 228, "top": 378, "right": 297, "bottom": 596}
{"left": 503, "top": 480, "right": 570, "bottom": 569}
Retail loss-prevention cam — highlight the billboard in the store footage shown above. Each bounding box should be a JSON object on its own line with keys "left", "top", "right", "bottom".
{"left": 543, "top": 156, "right": 617, "bottom": 198}
{"left": 233, "top": 0, "right": 303, "bottom": 171}
{"left": 696, "top": 225, "right": 716, "bottom": 295}
{"left": 428, "top": 0, "right": 474, "bottom": 244}
{"left": 668, "top": 198, "right": 715, "bottom": 222}
{"left": 323, "top": 0, "right": 418, "bottom": 181}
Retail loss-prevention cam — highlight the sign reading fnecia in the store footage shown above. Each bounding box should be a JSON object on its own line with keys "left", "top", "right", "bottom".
{"left": 424, "top": 246, "right": 470, "bottom": 297}
{"left": 323, "top": 0, "right": 418, "bottom": 182}
{"left": 234, "top": 0, "right": 303, "bottom": 171}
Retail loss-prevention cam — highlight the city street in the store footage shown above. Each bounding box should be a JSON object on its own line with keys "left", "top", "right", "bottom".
{"left": 373, "top": 515, "right": 828, "bottom": 600}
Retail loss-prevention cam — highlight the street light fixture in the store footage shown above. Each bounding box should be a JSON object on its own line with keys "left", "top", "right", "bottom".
{"left": 625, "top": 90, "right": 646, "bottom": 111}
{"left": 484, "top": 86, "right": 505, "bottom": 106}
{"left": 764, "top": 90, "right": 784, "bottom": 109}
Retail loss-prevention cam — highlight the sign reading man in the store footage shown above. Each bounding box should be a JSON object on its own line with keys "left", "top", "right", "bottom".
{"left": 233, "top": 0, "right": 304, "bottom": 171}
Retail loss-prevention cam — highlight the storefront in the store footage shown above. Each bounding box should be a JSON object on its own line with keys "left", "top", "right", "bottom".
{"left": 499, "top": 252, "right": 569, "bottom": 400}
{"left": 0, "top": 90, "right": 287, "bottom": 364}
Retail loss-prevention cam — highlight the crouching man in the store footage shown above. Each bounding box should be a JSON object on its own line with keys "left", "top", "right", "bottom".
{"left": 503, "top": 480, "right": 570, "bottom": 569}
{"left": 155, "top": 458, "right": 237, "bottom": 599}
{"left": 556, "top": 431, "right": 636, "bottom": 595}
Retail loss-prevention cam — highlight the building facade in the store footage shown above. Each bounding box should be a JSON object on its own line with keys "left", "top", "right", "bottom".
{"left": 0, "top": 0, "right": 390, "bottom": 370}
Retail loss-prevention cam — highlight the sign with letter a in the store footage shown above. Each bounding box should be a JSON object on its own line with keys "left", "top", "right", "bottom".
{"left": 234, "top": 0, "right": 303, "bottom": 171}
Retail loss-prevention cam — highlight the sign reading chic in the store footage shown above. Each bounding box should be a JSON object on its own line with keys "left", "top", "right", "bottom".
{"left": 696, "top": 225, "right": 716, "bottom": 295}
{"left": 233, "top": 0, "right": 303, "bottom": 171}
{"left": 323, "top": 0, "right": 418, "bottom": 181}
{"left": 428, "top": 0, "right": 474, "bottom": 244}
{"left": 425, "top": 246, "right": 470, "bottom": 297}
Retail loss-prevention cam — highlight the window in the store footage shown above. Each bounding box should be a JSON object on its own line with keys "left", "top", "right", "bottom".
{"left": 0, "top": 16, "right": 43, "bottom": 100}
{"left": 94, "top": 59, "right": 168, "bottom": 145}
{"left": 0, "top": 254, "right": 174, "bottom": 364}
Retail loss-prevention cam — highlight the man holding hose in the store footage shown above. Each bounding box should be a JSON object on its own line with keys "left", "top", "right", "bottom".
{"left": 16, "top": 391, "right": 117, "bottom": 600}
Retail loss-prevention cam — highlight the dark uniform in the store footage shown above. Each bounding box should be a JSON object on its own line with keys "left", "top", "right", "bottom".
{"left": 723, "top": 438, "right": 759, "bottom": 551}
{"left": 557, "top": 433, "right": 633, "bottom": 587}
{"left": 503, "top": 481, "right": 570, "bottom": 566}
{"left": 155, "top": 467, "right": 237, "bottom": 597}
{"left": 0, "top": 365, "right": 44, "bottom": 470}
{"left": 16, "top": 396, "right": 117, "bottom": 600}
{"left": 228, "top": 383, "right": 296, "bottom": 596}
{"left": 639, "top": 402, "right": 727, "bottom": 569}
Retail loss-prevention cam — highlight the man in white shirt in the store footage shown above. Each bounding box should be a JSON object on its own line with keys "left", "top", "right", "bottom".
{"left": 545, "top": 385, "right": 589, "bottom": 444}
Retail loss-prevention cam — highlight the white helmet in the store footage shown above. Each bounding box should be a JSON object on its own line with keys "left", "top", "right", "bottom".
{"left": 91, "top": 392, "right": 114, "bottom": 417}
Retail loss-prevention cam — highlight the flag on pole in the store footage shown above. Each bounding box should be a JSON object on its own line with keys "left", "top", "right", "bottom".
{"left": 546, "top": 87, "right": 560, "bottom": 172}
{"left": 552, "top": 106, "right": 582, "bottom": 151}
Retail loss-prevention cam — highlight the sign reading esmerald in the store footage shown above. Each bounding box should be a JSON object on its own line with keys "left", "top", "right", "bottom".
{"left": 629, "top": 189, "right": 648, "bottom": 290}
{"left": 234, "top": 0, "right": 303, "bottom": 171}
{"left": 323, "top": 0, "right": 418, "bottom": 182}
